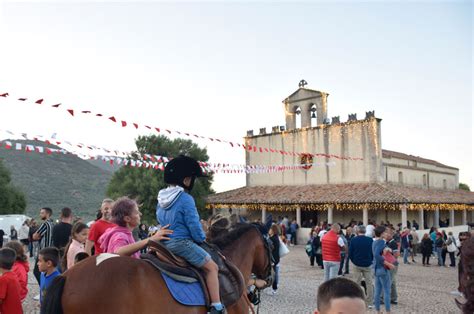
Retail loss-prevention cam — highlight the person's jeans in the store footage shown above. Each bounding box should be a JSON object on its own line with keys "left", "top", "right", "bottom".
{"left": 403, "top": 247, "right": 409, "bottom": 264}
{"left": 448, "top": 252, "right": 456, "bottom": 267}
{"left": 374, "top": 271, "right": 391, "bottom": 312}
{"left": 323, "top": 261, "right": 340, "bottom": 282}
{"left": 272, "top": 264, "right": 280, "bottom": 291}
{"left": 389, "top": 265, "right": 398, "bottom": 302}
{"left": 436, "top": 247, "right": 443, "bottom": 266}
{"left": 33, "top": 256, "right": 41, "bottom": 285}
{"left": 351, "top": 263, "right": 374, "bottom": 305}
{"left": 291, "top": 232, "right": 297, "bottom": 245}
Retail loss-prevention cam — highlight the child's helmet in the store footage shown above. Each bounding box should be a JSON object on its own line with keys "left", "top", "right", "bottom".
{"left": 164, "top": 155, "right": 206, "bottom": 185}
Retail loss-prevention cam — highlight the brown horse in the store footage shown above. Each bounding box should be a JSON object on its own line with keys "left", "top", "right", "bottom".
{"left": 43, "top": 223, "right": 272, "bottom": 314}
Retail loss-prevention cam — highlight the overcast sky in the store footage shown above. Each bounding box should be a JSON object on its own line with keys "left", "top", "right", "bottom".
{"left": 0, "top": 1, "right": 472, "bottom": 192}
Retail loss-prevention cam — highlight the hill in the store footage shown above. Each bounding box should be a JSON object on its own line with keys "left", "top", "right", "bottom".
{"left": 0, "top": 140, "right": 112, "bottom": 221}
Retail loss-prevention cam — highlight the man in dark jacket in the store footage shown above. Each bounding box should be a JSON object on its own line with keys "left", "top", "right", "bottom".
{"left": 348, "top": 225, "right": 374, "bottom": 308}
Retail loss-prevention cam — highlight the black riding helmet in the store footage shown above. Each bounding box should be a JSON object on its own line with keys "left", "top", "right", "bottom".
{"left": 164, "top": 155, "right": 206, "bottom": 191}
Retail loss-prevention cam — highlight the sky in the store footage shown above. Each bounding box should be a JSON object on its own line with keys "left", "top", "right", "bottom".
{"left": 0, "top": 1, "right": 472, "bottom": 193}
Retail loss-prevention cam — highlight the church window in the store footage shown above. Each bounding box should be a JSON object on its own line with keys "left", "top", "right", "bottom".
{"left": 398, "top": 171, "right": 403, "bottom": 184}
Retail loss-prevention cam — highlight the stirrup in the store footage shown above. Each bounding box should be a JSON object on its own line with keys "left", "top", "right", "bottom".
{"left": 209, "top": 305, "right": 225, "bottom": 314}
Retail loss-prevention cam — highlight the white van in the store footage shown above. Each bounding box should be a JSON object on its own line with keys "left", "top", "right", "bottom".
{"left": 0, "top": 214, "right": 32, "bottom": 243}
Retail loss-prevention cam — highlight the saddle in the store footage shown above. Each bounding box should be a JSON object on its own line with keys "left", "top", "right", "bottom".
{"left": 141, "top": 240, "right": 245, "bottom": 308}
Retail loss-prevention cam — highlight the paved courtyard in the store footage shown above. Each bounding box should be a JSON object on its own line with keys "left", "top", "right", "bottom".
{"left": 24, "top": 246, "right": 461, "bottom": 313}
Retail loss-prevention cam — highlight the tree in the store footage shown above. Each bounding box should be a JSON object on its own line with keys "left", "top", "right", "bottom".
{"left": 106, "top": 135, "right": 214, "bottom": 224}
{"left": 459, "top": 183, "right": 470, "bottom": 191}
{"left": 0, "top": 159, "right": 26, "bottom": 214}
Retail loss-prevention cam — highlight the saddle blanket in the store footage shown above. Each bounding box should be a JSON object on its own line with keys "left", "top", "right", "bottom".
{"left": 161, "top": 272, "right": 206, "bottom": 306}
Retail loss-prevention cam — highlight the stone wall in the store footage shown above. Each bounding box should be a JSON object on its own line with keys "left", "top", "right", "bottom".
{"left": 245, "top": 117, "right": 383, "bottom": 186}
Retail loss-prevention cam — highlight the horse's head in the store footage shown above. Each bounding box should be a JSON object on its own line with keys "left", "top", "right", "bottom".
{"left": 249, "top": 223, "right": 273, "bottom": 289}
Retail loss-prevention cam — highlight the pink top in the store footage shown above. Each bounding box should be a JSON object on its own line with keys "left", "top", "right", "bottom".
{"left": 99, "top": 226, "right": 140, "bottom": 259}
{"left": 67, "top": 239, "right": 85, "bottom": 269}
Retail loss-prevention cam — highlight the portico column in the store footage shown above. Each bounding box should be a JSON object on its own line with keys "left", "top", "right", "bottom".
{"left": 262, "top": 207, "right": 267, "bottom": 223}
{"left": 434, "top": 206, "right": 440, "bottom": 228}
{"left": 328, "top": 206, "right": 334, "bottom": 224}
{"left": 296, "top": 207, "right": 301, "bottom": 226}
{"left": 462, "top": 209, "right": 467, "bottom": 225}
{"left": 449, "top": 209, "right": 455, "bottom": 227}
{"left": 363, "top": 206, "right": 369, "bottom": 226}
{"left": 400, "top": 204, "right": 407, "bottom": 229}
{"left": 419, "top": 208, "right": 424, "bottom": 230}
{"left": 212, "top": 207, "right": 217, "bottom": 216}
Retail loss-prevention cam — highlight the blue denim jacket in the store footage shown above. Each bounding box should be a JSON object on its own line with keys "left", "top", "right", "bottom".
{"left": 156, "top": 186, "right": 206, "bottom": 243}
{"left": 372, "top": 238, "right": 388, "bottom": 276}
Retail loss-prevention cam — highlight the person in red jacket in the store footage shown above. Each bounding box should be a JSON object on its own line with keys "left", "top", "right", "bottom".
{"left": 5, "top": 241, "right": 29, "bottom": 301}
{"left": 321, "top": 224, "right": 346, "bottom": 282}
{"left": 0, "top": 248, "right": 22, "bottom": 314}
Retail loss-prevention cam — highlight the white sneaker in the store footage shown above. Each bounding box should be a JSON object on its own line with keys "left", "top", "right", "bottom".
{"left": 33, "top": 294, "right": 40, "bottom": 301}
{"left": 450, "top": 290, "right": 463, "bottom": 297}
{"left": 265, "top": 289, "right": 277, "bottom": 296}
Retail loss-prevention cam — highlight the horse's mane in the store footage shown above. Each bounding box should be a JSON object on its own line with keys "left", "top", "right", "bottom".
{"left": 457, "top": 236, "right": 474, "bottom": 313}
{"left": 209, "top": 222, "right": 261, "bottom": 250}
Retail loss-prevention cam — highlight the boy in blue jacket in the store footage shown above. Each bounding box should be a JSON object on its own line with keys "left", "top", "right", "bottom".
{"left": 156, "top": 155, "right": 223, "bottom": 314}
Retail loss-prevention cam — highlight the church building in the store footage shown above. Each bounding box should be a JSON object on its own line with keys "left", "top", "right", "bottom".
{"left": 206, "top": 82, "right": 474, "bottom": 230}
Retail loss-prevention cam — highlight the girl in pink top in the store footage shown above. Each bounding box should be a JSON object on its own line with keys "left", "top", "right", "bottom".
{"left": 99, "top": 197, "right": 172, "bottom": 258}
{"left": 63, "top": 223, "right": 89, "bottom": 271}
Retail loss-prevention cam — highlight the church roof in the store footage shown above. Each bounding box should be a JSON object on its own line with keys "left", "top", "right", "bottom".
{"left": 382, "top": 149, "right": 458, "bottom": 170}
{"left": 206, "top": 183, "right": 474, "bottom": 211}
{"left": 282, "top": 87, "right": 328, "bottom": 103}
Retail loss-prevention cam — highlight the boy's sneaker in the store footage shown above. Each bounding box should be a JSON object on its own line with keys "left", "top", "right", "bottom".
{"left": 33, "top": 294, "right": 40, "bottom": 301}
{"left": 209, "top": 305, "right": 225, "bottom": 314}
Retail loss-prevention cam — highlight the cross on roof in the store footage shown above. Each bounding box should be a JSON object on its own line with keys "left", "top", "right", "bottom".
{"left": 298, "top": 79, "right": 308, "bottom": 88}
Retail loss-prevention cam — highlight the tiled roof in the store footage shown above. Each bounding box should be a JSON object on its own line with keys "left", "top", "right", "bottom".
{"left": 382, "top": 149, "right": 458, "bottom": 170}
{"left": 207, "top": 183, "right": 474, "bottom": 205}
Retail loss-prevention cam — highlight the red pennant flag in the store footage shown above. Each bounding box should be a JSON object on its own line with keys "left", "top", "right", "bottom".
{"left": 209, "top": 138, "right": 214, "bottom": 141}
{"left": 121, "top": 121, "right": 127, "bottom": 127}
{"left": 253, "top": 146, "right": 257, "bottom": 152}
{"left": 82, "top": 110, "right": 91, "bottom": 114}
{"left": 46, "top": 148, "right": 52, "bottom": 155}
{"left": 155, "top": 127, "right": 160, "bottom": 133}
{"left": 4, "top": 141, "right": 12, "bottom": 149}
{"left": 0, "top": 93, "right": 9, "bottom": 97}
{"left": 264, "top": 148, "right": 269, "bottom": 152}
{"left": 96, "top": 113, "right": 103, "bottom": 117}
{"left": 25, "top": 145, "right": 33, "bottom": 153}
{"left": 216, "top": 139, "right": 222, "bottom": 142}
{"left": 145, "top": 125, "right": 151, "bottom": 129}
{"left": 56, "top": 141, "right": 61, "bottom": 145}
{"left": 185, "top": 133, "right": 190, "bottom": 136}
{"left": 109, "top": 160, "right": 114, "bottom": 165}
{"left": 133, "top": 123, "right": 138, "bottom": 129}
{"left": 18, "top": 98, "right": 27, "bottom": 101}
{"left": 165, "top": 129, "right": 172, "bottom": 134}
{"left": 52, "top": 103, "right": 61, "bottom": 108}
{"left": 109, "top": 116, "right": 117, "bottom": 122}
{"left": 45, "top": 140, "right": 51, "bottom": 145}
{"left": 35, "top": 99, "right": 44, "bottom": 104}
{"left": 67, "top": 109, "right": 74, "bottom": 116}
{"left": 259, "top": 147, "right": 263, "bottom": 153}
{"left": 270, "top": 149, "right": 275, "bottom": 153}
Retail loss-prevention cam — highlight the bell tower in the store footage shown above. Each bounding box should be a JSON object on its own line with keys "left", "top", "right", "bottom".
{"left": 283, "top": 80, "right": 328, "bottom": 130}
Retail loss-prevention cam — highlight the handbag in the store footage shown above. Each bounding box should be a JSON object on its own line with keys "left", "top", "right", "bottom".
{"left": 305, "top": 243, "right": 313, "bottom": 256}
{"left": 383, "top": 251, "right": 397, "bottom": 270}
{"left": 447, "top": 237, "right": 457, "bottom": 253}
{"left": 279, "top": 237, "right": 289, "bottom": 257}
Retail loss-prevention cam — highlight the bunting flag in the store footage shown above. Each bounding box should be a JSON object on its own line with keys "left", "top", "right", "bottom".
{"left": 0, "top": 92, "right": 363, "bottom": 161}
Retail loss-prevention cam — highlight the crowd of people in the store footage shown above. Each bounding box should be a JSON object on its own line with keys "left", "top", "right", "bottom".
{"left": 301, "top": 218, "right": 474, "bottom": 314}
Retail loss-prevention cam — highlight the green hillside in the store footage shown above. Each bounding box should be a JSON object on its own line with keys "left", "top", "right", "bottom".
{"left": 0, "top": 140, "right": 112, "bottom": 221}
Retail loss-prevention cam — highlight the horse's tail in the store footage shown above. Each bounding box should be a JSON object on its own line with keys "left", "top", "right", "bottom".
{"left": 42, "top": 275, "right": 66, "bottom": 314}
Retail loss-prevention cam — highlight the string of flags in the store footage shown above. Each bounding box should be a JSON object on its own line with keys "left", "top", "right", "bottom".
{"left": 0, "top": 92, "right": 363, "bottom": 161}
{"left": 0, "top": 138, "right": 336, "bottom": 174}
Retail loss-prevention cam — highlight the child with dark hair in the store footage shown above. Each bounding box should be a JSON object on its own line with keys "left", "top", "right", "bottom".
{"left": 38, "top": 247, "right": 61, "bottom": 304}
{"left": 315, "top": 277, "right": 366, "bottom": 314}
{"left": 0, "top": 247, "right": 22, "bottom": 314}
{"left": 74, "top": 252, "right": 89, "bottom": 264}
{"left": 62, "top": 222, "right": 89, "bottom": 271}
{"left": 5, "top": 241, "right": 29, "bottom": 301}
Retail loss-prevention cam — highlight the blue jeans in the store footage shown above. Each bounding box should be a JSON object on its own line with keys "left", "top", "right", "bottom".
{"left": 403, "top": 247, "right": 410, "bottom": 264}
{"left": 374, "top": 271, "right": 391, "bottom": 311}
{"left": 436, "top": 247, "right": 443, "bottom": 266}
{"left": 323, "top": 261, "right": 339, "bottom": 282}
{"left": 272, "top": 264, "right": 280, "bottom": 291}
{"left": 165, "top": 238, "right": 210, "bottom": 267}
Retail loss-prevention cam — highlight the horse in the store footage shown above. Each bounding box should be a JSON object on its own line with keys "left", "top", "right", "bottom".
{"left": 43, "top": 223, "right": 272, "bottom": 314}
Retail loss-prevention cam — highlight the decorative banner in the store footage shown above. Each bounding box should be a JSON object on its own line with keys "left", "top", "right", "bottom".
{"left": 0, "top": 137, "right": 336, "bottom": 175}
{"left": 0, "top": 128, "right": 337, "bottom": 174}
{"left": 0, "top": 92, "right": 363, "bottom": 160}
